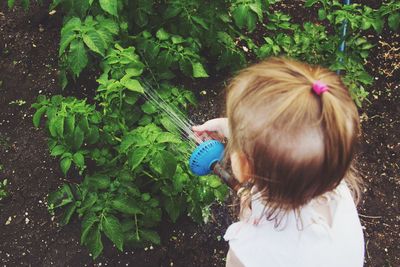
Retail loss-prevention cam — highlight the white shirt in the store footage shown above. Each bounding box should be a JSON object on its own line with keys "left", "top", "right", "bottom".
{"left": 224, "top": 182, "right": 364, "bottom": 267}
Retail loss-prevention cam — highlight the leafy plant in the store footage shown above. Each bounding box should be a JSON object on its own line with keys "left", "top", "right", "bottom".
{"left": 33, "top": 38, "right": 227, "bottom": 256}
{"left": 134, "top": 29, "right": 209, "bottom": 80}
{"left": 305, "top": 0, "right": 399, "bottom": 32}
{"left": 7, "top": 0, "right": 35, "bottom": 10}
{"left": 0, "top": 179, "right": 8, "bottom": 201}
{"left": 59, "top": 15, "right": 119, "bottom": 87}
{"left": 32, "top": 95, "right": 101, "bottom": 175}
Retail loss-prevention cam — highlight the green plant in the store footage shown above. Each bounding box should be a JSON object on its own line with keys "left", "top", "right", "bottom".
{"left": 0, "top": 179, "right": 8, "bottom": 201}
{"left": 7, "top": 0, "right": 36, "bottom": 10}
{"left": 379, "top": 0, "right": 400, "bottom": 31}
{"left": 32, "top": 95, "right": 101, "bottom": 175}
{"left": 306, "top": 0, "right": 399, "bottom": 32}
{"left": 59, "top": 15, "right": 119, "bottom": 87}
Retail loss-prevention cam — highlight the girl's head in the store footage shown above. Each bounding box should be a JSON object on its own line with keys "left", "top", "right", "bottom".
{"left": 225, "top": 57, "right": 360, "bottom": 215}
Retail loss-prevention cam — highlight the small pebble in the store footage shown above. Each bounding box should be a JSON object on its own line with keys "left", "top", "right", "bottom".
{"left": 5, "top": 216, "right": 12, "bottom": 225}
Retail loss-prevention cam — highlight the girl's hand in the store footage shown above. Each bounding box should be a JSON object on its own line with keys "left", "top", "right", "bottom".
{"left": 192, "top": 118, "right": 229, "bottom": 141}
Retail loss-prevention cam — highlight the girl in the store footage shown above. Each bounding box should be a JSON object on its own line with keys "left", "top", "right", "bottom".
{"left": 193, "top": 57, "right": 364, "bottom": 267}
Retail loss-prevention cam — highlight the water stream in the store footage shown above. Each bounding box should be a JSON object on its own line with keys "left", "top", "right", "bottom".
{"left": 141, "top": 81, "right": 203, "bottom": 147}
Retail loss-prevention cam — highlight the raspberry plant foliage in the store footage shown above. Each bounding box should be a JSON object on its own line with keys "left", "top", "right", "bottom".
{"left": 28, "top": 0, "right": 396, "bottom": 259}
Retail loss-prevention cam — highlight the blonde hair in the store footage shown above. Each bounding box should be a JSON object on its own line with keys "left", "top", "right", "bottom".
{"left": 225, "top": 57, "right": 361, "bottom": 221}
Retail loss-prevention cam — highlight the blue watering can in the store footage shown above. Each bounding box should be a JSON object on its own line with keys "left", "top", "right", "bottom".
{"left": 189, "top": 140, "right": 239, "bottom": 190}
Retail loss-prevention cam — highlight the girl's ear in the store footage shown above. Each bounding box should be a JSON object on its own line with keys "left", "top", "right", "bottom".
{"left": 231, "top": 152, "right": 252, "bottom": 183}
{"left": 239, "top": 153, "right": 252, "bottom": 183}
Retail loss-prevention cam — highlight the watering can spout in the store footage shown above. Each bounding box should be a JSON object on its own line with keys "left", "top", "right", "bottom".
{"left": 189, "top": 140, "right": 239, "bottom": 191}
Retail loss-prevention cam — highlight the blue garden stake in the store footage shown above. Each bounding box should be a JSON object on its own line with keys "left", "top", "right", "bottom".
{"left": 337, "top": 0, "right": 351, "bottom": 74}
{"left": 189, "top": 140, "right": 240, "bottom": 190}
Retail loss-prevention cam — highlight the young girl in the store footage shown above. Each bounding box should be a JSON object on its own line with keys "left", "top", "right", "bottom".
{"left": 193, "top": 57, "right": 364, "bottom": 267}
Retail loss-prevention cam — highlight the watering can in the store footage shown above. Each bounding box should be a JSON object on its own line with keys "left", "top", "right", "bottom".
{"left": 189, "top": 140, "right": 240, "bottom": 191}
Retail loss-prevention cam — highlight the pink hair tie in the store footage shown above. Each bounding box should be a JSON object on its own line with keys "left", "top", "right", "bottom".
{"left": 312, "top": 80, "right": 329, "bottom": 96}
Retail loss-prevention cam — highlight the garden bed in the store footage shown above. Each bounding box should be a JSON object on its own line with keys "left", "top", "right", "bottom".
{"left": 0, "top": 1, "right": 399, "bottom": 266}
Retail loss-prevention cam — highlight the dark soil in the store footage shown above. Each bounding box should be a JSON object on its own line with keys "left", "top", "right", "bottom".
{"left": 0, "top": 1, "right": 398, "bottom": 267}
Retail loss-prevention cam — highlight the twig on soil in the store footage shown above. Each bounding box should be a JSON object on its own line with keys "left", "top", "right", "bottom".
{"left": 366, "top": 239, "right": 370, "bottom": 259}
{"left": 359, "top": 214, "right": 382, "bottom": 219}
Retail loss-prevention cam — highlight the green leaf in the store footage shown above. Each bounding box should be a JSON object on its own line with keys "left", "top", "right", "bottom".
{"left": 208, "top": 176, "right": 222, "bottom": 188}
{"left": 192, "top": 62, "right": 209, "bottom": 78}
{"left": 86, "top": 174, "right": 111, "bottom": 190}
{"left": 83, "top": 30, "right": 106, "bottom": 56}
{"left": 134, "top": 8, "right": 149, "bottom": 27}
{"left": 305, "top": 0, "right": 319, "bottom": 7}
{"left": 56, "top": 116, "right": 65, "bottom": 137}
{"left": 163, "top": 6, "right": 182, "bottom": 19}
{"left": 7, "top": 0, "right": 16, "bottom": 8}
{"left": 33, "top": 106, "right": 46, "bottom": 128}
{"left": 73, "top": 152, "right": 85, "bottom": 169}
{"left": 125, "top": 68, "right": 143, "bottom": 77}
{"left": 60, "top": 157, "right": 72, "bottom": 176}
{"left": 60, "top": 70, "right": 68, "bottom": 90}
{"left": 51, "top": 145, "right": 66, "bottom": 156}
{"left": 81, "top": 213, "right": 98, "bottom": 245}
{"left": 73, "top": 127, "right": 85, "bottom": 150}
{"left": 232, "top": 5, "right": 257, "bottom": 31}
{"left": 65, "top": 115, "right": 75, "bottom": 135}
{"left": 21, "top": 0, "right": 29, "bottom": 10}
{"left": 101, "top": 214, "right": 124, "bottom": 251}
{"left": 86, "top": 127, "right": 100, "bottom": 145}
{"left": 111, "top": 197, "right": 143, "bottom": 215}
{"left": 48, "top": 118, "right": 58, "bottom": 137}
{"left": 249, "top": 2, "right": 263, "bottom": 21}
{"left": 129, "top": 147, "right": 150, "bottom": 171}
{"left": 86, "top": 223, "right": 103, "bottom": 259}
{"left": 156, "top": 133, "right": 181, "bottom": 144}
{"left": 61, "top": 17, "right": 82, "bottom": 36}
{"left": 120, "top": 134, "right": 137, "bottom": 152}
{"left": 318, "top": 9, "right": 326, "bottom": 20}
{"left": 78, "top": 116, "right": 90, "bottom": 133}
{"left": 160, "top": 117, "right": 178, "bottom": 133}
{"left": 78, "top": 193, "right": 98, "bottom": 215}
{"left": 99, "top": 0, "right": 119, "bottom": 17}
{"left": 48, "top": 184, "right": 74, "bottom": 209}
{"left": 98, "top": 17, "right": 119, "bottom": 35}
{"left": 361, "top": 18, "right": 372, "bottom": 30}
{"left": 61, "top": 203, "right": 77, "bottom": 226}
{"left": 140, "top": 229, "right": 160, "bottom": 245}
{"left": 69, "top": 40, "right": 88, "bottom": 77}
{"left": 388, "top": 13, "right": 400, "bottom": 31}
{"left": 165, "top": 197, "right": 181, "bottom": 223}
{"left": 152, "top": 151, "right": 177, "bottom": 178}
{"left": 192, "top": 16, "right": 209, "bottom": 30}
{"left": 184, "top": 91, "right": 197, "bottom": 105}
{"left": 59, "top": 32, "right": 76, "bottom": 57}
{"left": 122, "top": 79, "right": 144, "bottom": 93}
{"left": 371, "top": 17, "right": 384, "bottom": 33}
{"left": 90, "top": 112, "right": 102, "bottom": 124}
{"left": 156, "top": 28, "right": 169, "bottom": 41}
{"left": 141, "top": 102, "right": 157, "bottom": 114}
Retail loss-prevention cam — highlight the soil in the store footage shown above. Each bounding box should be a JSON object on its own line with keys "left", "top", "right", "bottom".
{"left": 0, "top": 1, "right": 398, "bottom": 267}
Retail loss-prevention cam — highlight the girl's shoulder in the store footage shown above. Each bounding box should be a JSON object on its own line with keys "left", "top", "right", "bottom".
{"left": 224, "top": 181, "right": 364, "bottom": 267}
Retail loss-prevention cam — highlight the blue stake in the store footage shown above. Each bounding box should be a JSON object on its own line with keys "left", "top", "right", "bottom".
{"left": 337, "top": 0, "right": 351, "bottom": 74}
